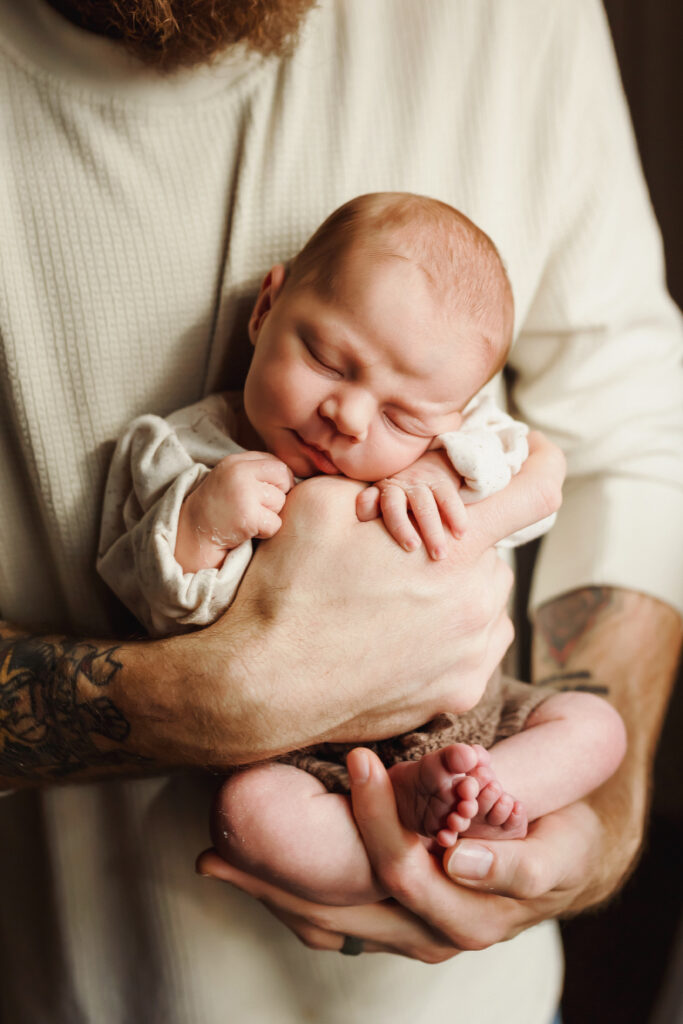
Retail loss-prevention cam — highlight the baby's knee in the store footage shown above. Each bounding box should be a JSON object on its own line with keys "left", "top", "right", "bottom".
{"left": 210, "top": 764, "right": 278, "bottom": 861}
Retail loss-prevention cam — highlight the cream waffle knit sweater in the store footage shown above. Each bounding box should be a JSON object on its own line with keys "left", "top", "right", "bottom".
{"left": 0, "top": 0, "right": 681, "bottom": 1021}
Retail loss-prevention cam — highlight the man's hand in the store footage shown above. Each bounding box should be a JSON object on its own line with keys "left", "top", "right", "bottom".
{"left": 196, "top": 589, "right": 681, "bottom": 960}
{"left": 175, "top": 451, "right": 294, "bottom": 572}
{"left": 195, "top": 749, "right": 598, "bottom": 960}
{"left": 183, "top": 430, "right": 564, "bottom": 765}
{"left": 0, "top": 432, "right": 563, "bottom": 785}
{"left": 356, "top": 450, "right": 467, "bottom": 561}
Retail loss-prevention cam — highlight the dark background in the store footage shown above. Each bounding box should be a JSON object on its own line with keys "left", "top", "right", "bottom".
{"left": 559, "top": 3, "right": 682, "bottom": 1021}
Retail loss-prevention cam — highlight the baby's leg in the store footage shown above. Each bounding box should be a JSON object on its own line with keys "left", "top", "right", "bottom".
{"left": 388, "top": 691, "right": 626, "bottom": 844}
{"left": 467, "top": 689, "right": 627, "bottom": 839}
{"left": 212, "top": 762, "right": 385, "bottom": 905}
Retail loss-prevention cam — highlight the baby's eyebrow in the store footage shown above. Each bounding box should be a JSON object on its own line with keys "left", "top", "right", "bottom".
{"left": 298, "top": 319, "right": 352, "bottom": 358}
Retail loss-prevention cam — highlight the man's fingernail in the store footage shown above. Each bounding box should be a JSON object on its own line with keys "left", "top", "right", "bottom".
{"left": 348, "top": 749, "right": 370, "bottom": 784}
{"left": 446, "top": 843, "right": 493, "bottom": 880}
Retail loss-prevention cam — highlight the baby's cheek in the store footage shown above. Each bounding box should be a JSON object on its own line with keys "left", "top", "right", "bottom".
{"left": 377, "top": 440, "right": 433, "bottom": 480}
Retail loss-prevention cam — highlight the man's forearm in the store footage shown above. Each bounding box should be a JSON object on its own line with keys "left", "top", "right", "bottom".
{"left": 0, "top": 619, "right": 235, "bottom": 787}
{"left": 0, "top": 609, "right": 295, "bottom": 787}
{"left": 0, "top": 621, "right": 174, "bottom": 787}
{"left": 532, "top": 587, "right": 682, "bottom": 909}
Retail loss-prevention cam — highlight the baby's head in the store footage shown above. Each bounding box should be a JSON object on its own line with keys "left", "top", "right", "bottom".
{"left": 244, "top": 192, "right": 513, "bottom": 481}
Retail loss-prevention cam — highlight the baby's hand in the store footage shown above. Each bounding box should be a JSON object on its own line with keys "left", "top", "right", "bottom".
{"left": 356, "top": 451, "right": 466, "bottom": 560}
{"left": 176, "top": 452, "right": 294, "bottom": 572}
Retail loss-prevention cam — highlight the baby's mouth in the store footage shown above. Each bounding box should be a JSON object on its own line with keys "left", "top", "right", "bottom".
{"left": 294, "top": 433, "right": 340, "bottom": 474}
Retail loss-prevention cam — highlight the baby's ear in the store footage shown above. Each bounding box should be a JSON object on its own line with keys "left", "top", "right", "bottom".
{"left": 248, "top": 264, "right": 287, "bottom": 344}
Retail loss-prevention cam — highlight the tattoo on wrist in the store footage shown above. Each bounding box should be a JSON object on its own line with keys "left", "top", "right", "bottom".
{"left": 0, "top": 628, "right": 148, "bottom": 781}
{"left": 535, "top": 669, "right": 610, "bottom": 695}
{"left": 535, "top": 586, "right": 615, "bottom": 667}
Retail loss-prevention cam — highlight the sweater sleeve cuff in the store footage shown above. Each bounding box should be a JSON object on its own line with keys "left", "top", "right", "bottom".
{"left": 133, "top": 465, "right": 253, "bottom": 636}
{"left": 530, "top": 475, "right": 683, "bottom": 617}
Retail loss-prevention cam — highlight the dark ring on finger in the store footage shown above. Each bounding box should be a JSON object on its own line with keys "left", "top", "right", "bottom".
{"left": 340, "top": 934, "right": 364, "bottom": 956}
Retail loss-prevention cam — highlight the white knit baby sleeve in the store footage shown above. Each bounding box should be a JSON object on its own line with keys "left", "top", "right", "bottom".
{"left": 438, "top": 394, "right": 556, "bottom": 548}
{"left": 97, "top": 395, "right": 252, "bottom": 636}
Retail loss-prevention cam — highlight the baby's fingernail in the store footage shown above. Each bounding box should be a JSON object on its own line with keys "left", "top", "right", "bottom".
{"left": 347, "top": 749, "right": 370, "bottom": 784}
{"left": 403, "top": 538, "right": 419, "bottom": 551}
{"left": 431, "top": 546, "right": 445, "bottom": 560}
{"left": 445, "top": 843, "right": 493, "bottom": 880}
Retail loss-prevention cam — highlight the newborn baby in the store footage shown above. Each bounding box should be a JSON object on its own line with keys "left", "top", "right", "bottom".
{"left": 98, "top": 193, "right": 626, "bottom": 905}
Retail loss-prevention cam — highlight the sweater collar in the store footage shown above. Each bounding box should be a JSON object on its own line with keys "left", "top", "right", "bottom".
{"left": 0, "top": 0, "right": 269, "bottom": 104}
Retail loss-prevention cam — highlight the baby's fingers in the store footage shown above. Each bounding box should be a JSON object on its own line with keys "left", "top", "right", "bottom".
{"left": 379, "top": 485, "right": 421, "bottom": 552}
{"left": 405, "top": 485, "right": 446, "bottom": 560}
{"left": 356, "top": 486, "right": 381, "bottom": 521}
{"left": 254, "top": 456, "right": 295, "bottom": 492}
{"left": 253, "top": 508, "right": 283, "bottom": 539}
{"left": 260, "top": 482, "right": 289, "bottom": 514}
{"left": 432, "top": 482, "right": 468, "bottom": 538}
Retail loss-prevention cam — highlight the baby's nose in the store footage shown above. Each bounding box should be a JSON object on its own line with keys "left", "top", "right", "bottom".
{"left": 320, "top": 390, "right": 374, "bottom": 441}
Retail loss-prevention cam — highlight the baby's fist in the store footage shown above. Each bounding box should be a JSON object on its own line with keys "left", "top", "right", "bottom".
{"left": 176, "top": 452, "right": 294, "bottom": 571}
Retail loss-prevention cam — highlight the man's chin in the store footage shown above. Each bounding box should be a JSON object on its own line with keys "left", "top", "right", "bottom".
{"left": 46, "top": 0, "right": 317, "bottom": 72}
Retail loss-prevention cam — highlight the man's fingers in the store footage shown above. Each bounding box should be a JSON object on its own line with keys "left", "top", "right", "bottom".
{"left": 465, "top": 431, "right": 565, "bottom": 553}
{"left": 195, "top": 846, "right": 453, "bottom": 959}
{"left": 347, "top": 748, "right": 413, "bottom": 860}
{"left": 442, "top": 802, "right": 600, "bottom": 899}
{"left": 195, "top": 850, "right": 321, "bottom": 913}
{"left": 482, "top": 605, "right": 516, "bottom": 678}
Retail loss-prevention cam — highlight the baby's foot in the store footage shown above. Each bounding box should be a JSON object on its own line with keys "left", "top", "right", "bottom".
{"left": 461, "top": 764, "right": 528, "bottom": 841}
{"left": 389, "top": 743, "right": 489, "bottom": 846}
{"left": 389, "top": 744, "right": 528, "bottom": 847}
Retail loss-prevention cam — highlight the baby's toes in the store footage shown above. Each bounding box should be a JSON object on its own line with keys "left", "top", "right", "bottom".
{"left": 454, "top": 774, "right": 479, "bottom": 802}
{"left": 469, "top": 764, "right": 495, "bottom": 792}
{"left": 485, "top": 791, "right": 514, "bottom": 828}
{"left": 454, "top": 796, "right": 478, "bottom": 820}
{"left": 442, "top": 743, "right": 479, "bottom": 776}
{"left": 476, "top": 780, "right": 502, "bottom": 818}
{"left": 470, "top": 744, "right": 491, "bottom": 766}
{"left": 436, "top": 827, "right": 460, "bottom": 848}
{"left": 446, "top": 810, "right": 472, "bottom": 835}
{"left": 502, "top": 800, "right": 528, "bottom": 838}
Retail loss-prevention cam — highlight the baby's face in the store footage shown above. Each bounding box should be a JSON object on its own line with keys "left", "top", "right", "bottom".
{"left": 244, "top": 246, "right": 494, "bottom": 481}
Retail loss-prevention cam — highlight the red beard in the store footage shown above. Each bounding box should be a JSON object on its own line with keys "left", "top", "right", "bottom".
{"left": 46, "top": 0, "right": 317, "bottom": 71}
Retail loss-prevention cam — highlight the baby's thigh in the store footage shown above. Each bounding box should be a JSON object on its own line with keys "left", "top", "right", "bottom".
{"left": 211, "top": 762, "right": 377, "bottom": 903}
{"left": 212, "top": 762, "right": 329, "bottom": 839}
{"left": 211, "top": 762, "right": 362, "bottom": 863}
